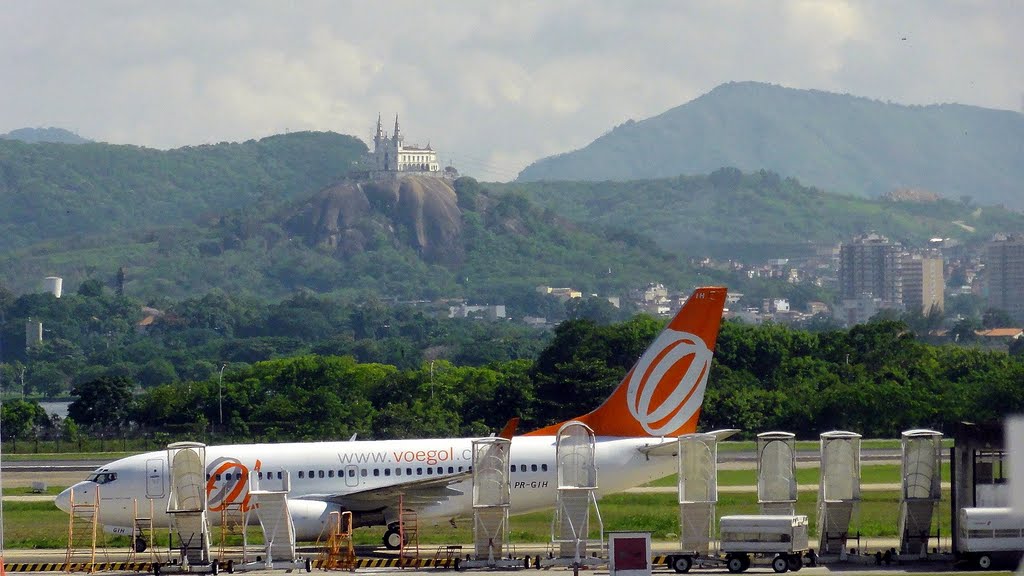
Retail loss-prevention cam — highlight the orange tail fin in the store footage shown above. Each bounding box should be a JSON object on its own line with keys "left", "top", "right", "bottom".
{"left": 525, "top": 286, "right": 727, "bottom": 438}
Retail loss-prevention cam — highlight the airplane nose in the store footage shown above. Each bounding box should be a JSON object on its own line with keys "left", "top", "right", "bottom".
{"left": 55, "top": 481, "right": 94, "bottom": 513}
{"left": 55, "top": 486, "right": 72, "bottom": 513}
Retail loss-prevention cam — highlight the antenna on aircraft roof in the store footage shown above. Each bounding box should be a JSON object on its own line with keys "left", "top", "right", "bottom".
{"left": 349, "top": 433, "right": 358, "bottom": 442}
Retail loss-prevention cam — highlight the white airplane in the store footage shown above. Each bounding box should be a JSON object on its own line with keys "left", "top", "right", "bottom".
{"left": 56, "top": 286, "right": 727, "bottom": 549}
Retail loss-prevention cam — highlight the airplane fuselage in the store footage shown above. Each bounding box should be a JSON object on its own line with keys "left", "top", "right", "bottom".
{"left": 57, "top": 435, "right": 676, "bottom": 541}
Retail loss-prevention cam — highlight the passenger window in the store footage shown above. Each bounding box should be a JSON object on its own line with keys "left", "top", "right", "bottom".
{"left": 309, "top": 470, "right": 314, "bottom": 478}
{"left": 407, "top": 468, "right": 413, "bottom": 476}
{"left": 225, "top": 473, "right": 232, "bottom": 481}
{"left": 436, "top": 467, "right": 443, "bottom": 474}
{"left": 373, "top": 469, "right": 380, "bottom": 477}
{"left": 277, "top": 471, "right": 283, "bottom": 479}
{"left": 448, "top": 467, "right": 454, "bottom": 473}
{"left": 206, "top": 474, "right": 211, "bottom": 481}
{"left": 338, "top": 470, "right": 343, "bottom": 477}
{"left": 531, "top": 464, "right": 538, "bottom": 472}
{"left": 216, "top": 474, "right": 222, "bottom": 481}
{"left": 349, "top": 469, "right": 356, "bottom": 478}
{"left": 541, "top": 464, "right": 548, "bottom": 472}
{"left": 427, "top": 468, "right": 433, "bottom": 475}
{"left": 318, "top": 470, "right": 324, "bottom": 478}
{"left": 384, "top": 469, "right": 391, "bottom": 477}
{"left": 258, "top": 472, "right": 263, "bottom": 480}
{"left": 396, "top": 468, "right": 402, "bottom": 476}
{"left": 458, "top": 466, "right": 463, "bottom": 472}
{"left": 298, "top": 471, "right": 304, "bottom": 479}
{"left": 417, "top": 467, "right": 423, "bottom": 475}
{"left": 361, "top": 469, "right": 367, "bottom": 477}
{"left": 328, "top": 470, "right": 334, "bottom": 478}
{"left": 521, "top": 465, "right": 527, "bottom": 472}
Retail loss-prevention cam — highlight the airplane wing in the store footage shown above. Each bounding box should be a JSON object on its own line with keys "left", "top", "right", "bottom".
{"left": 298, "top": 470, "right": 472, "bottom": 510}
{"left": 296, "top": 419, "right": 519, "bottom": 511}
{"left": 638, "top": 428, "right": 742, "bottom": 457}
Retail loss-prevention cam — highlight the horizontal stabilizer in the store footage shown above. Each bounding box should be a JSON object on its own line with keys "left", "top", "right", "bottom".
{"left": 638, "top": 428, "right": 742, "bottom": 457}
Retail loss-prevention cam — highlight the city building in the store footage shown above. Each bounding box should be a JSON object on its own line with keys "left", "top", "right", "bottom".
{"left": 900, "top": 251, "right": 945, "bottom": 314}
{"left": 838, "top": 233, "right": 903, "bottom": 304}
{"left": 985, "top": 234, "right": 1024, "bottom": 321}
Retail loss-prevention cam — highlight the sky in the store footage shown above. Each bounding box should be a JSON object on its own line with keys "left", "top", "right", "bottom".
{"left": 2, "top": 1, "right": 1022, "bottom": 181}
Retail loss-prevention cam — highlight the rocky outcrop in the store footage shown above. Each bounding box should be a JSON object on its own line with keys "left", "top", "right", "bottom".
{"left": 287, "top": 174, "right": 464, "bottom": 265}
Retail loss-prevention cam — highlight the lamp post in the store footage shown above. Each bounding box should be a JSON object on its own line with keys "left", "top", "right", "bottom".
{"left": 218, "top": 363, "right": 227, "bottom": 428}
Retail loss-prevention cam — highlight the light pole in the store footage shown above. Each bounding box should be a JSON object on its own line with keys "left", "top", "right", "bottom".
{"left": 218, "top": 363, "right": 227, "bottom": 428}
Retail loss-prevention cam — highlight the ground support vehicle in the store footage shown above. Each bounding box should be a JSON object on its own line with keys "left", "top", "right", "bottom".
{"left": 665, "top": 515, "right": 809, "bottom": 574}
{"left": 957, "top": 507, "right": 1024, "bottom": 570}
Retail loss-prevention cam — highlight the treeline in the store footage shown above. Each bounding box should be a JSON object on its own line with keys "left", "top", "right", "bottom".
{"left": 0, "top": 282, "right": 567, "bottom": 400}
{"left": 8, "top": 314, "right": 1024, "bottom": 446}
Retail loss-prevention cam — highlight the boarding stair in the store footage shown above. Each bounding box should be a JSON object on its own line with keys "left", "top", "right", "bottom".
{"left": 65, "top": 486, "right": 100, "bottom": 572}
{"left": 398, "top": 503, "right": 420, "bottom": 567}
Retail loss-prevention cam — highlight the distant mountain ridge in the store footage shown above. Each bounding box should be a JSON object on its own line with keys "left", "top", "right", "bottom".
{"left": 517, "top": 81, "right": 1024, "bottom": 209}
{"left": 0, "top": 131, "right": 366, "bottom": 251}
{"left": 0, "top": 127, "right": 91, "bottom": 144}
{"left": 501, "top": 168, "right": 1024, "bottom": 261}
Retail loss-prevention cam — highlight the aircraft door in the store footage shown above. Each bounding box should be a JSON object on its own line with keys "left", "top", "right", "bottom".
{"left": 146, "top": 458, "right": 165, "bottom": 499}
{"left": 345, "top": 465, "right": 359, "bottom": 488}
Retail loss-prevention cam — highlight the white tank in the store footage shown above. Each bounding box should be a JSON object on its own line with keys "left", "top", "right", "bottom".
{"left": 43, "top": 276, "right": 62, "bottom": 298}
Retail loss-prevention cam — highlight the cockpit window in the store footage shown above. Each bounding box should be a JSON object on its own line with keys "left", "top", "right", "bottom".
{"left": 88, "top": 472, "right": 118, "bottom": 484}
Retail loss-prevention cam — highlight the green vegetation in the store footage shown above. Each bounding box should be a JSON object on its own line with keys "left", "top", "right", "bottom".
{"left": 501, "top": 168, "right": 1024, "bottom": 261}
{"left": 516, "top": 81, "right": 1024, "bottom": 210}
{"left": 11, "top": 490, "right": 953, "bottom": 549}
{"left": 4, "top": 299, "right": 1024, "bottom": 446}
{"left": 646, "top": 463, "right": 952, "bottom": 488}
{"left": 0, "top": 132, "right": 366, "bottom": 254}
{"left": 0, "top": 174, "right": 711, "bottom": 301}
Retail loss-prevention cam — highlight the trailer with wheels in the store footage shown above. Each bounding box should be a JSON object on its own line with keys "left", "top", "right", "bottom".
{"left": 957, "top": 507, "right": 1024, "bottom": 570}
{"left": 718, "top": 515, "right": 809, "bottom": 573}
{"left": 664, "top": 515, "right": 808, "bottom": 573}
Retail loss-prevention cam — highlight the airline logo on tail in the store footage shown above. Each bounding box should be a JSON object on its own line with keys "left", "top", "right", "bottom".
{"left": 626, "top": 328, "right": 712, "bottom": 435}
{"left": 526, "top": 286, "right": 726, "bottom": 438}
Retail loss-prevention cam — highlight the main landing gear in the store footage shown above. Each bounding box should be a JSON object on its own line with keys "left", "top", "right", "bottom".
{"left": 383, "top": 523, "right": 404, "bottom": 550}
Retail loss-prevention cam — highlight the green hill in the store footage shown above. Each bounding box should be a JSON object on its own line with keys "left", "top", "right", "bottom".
{"left": 0, "top": 131, "right": 366, "bottom": 251}
{"left": 0, "top": 175, "right": 711, "bottom": 301}
{"left": 516, "top": 81, "right": 1024, "bottom": 209}
{"left": 0, "top": 127, "right": 92, "bottom": 144}
{"left": 500, "top": 168, "right": 1024, "bottom": 260}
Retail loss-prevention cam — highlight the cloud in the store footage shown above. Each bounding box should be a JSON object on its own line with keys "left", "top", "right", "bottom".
{"left": 1, "top": 1, "right": 1021, "bottom": 181}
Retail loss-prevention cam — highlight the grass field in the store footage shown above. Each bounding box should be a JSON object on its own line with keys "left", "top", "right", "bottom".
{"left": 646, "top": 462, "right": 952, "bottom": 488}
{"left": 9, "top": 487, "right": 953, "bottom": 550}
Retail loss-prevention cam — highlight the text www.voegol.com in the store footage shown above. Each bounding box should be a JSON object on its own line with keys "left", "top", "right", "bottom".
{"left": 338, "top": 447, "right": 473, "bottom": 466}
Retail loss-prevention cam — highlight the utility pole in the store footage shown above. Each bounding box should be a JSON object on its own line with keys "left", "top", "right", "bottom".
{"left": 218, "top": 363, "right": 227, "bottom": 428}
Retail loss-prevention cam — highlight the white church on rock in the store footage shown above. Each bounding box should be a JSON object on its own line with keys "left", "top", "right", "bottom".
{"left": 368, "top": 114, "right": 441, "bottom": 175}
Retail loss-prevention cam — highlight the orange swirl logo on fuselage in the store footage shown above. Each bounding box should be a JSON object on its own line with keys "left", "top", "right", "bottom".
{"left": 625, "top": 329, "right": 712, "bottom": 435}
{"left": 206, "top": 457, "right": 259, "bottom": 512}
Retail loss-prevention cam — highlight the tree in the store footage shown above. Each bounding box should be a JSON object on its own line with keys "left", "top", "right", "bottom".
{"left": 68, "top": 376, "right": 134, "bottom": 430}
{"left": 0, "top": 398, "right": 49, "bottom": 438}
{"left": 77, "top": 279, "right": 105, "bottom": 298}
{"left": 982, "top": 308, "right": 1015, "bottom": 329}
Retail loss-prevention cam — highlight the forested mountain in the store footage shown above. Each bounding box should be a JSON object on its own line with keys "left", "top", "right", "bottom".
{"left": 500, "top": 168, "right": 1024, "bottom": 260}
{"left": 0, "top": 175, "right": 710, "bottom": 301}
{"left": 0, "top": 131, "right": 366, "bottom": 251}
{"left": 516, "top": 82, "right": 1024, "bottom": 209}
{"left": 0, "top": 127, "right": 91, "bottom": 144}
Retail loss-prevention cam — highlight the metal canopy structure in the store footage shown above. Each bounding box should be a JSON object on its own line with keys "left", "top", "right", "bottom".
{"left": 543, "top": 421, "right": 605, "bottom": 568}
{"left": 165, "top": 442, "right": 214, "bottom": 571}
{"left": 817, "top": 431, "right": 862, "bottom": 557}
{"left": 757, "top": 432, "right": 797, "bottom": 515}
{"left": 463, "top": 437, "right": 521, "bottom": 569}
{"left": 677, "top": 433, "right": 719, "bottom": 555}
{"left": 898, "top": 429, "right": 943, "bottom": 557}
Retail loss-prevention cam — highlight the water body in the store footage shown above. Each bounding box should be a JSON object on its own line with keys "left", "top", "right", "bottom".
{"left": 39, "top": 400, "right": 70, "bottom": 419}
